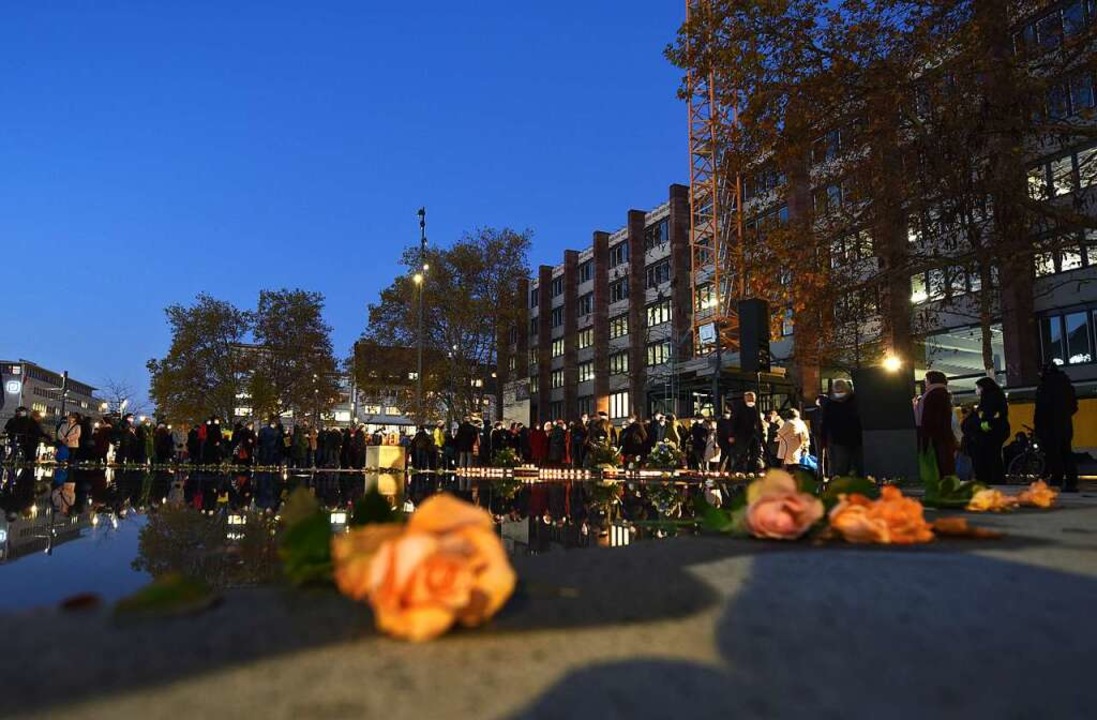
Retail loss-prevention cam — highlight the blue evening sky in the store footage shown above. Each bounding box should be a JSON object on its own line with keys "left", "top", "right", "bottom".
{"left": 1, "top": 1, "right": 687, "bottom": 407}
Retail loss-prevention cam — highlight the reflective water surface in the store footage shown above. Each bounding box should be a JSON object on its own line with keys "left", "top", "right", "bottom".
{"left": 0, "top": 466, "right": 721, "bottom": 611}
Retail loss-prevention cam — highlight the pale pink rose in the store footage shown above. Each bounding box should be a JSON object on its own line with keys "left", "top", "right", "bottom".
{"left": 745, "top": 491, "right": 824, "bottom": 540}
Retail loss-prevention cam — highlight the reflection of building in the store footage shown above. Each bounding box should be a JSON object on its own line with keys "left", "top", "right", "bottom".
{"left": 0, "top": 360, "right": 101, "bottom": 426}
{"left": 0, "top": 508, "right": 88, "bottom": 563}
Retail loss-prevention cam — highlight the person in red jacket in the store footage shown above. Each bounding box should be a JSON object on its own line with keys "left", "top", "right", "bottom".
{"left": 916, "top": 370, "right": 957, "bottom": 477}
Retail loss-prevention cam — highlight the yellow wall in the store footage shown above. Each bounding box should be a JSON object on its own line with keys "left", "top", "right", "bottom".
{"left": 1009, "top": 398, "right": 1097, "bottom": 450}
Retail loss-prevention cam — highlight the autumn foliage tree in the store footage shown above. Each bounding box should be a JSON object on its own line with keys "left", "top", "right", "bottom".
{"left": 359, "top": 227, "right": 531, "bottom": 421}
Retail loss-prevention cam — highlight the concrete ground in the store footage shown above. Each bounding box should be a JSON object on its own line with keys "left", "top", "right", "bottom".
{"left": 3, "top": 491, "right": 1096, "bottom": 720}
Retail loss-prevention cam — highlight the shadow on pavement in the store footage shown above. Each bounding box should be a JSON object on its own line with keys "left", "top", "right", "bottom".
{"left": 513, "top": 548, "right": 1097, "bottom": 719}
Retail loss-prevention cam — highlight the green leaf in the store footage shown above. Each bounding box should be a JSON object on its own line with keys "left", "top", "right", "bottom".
{"left": 692, "top": 494, "right": 739, "bottom": 534}
{"left": 115, "top": 573, "right": 218, "bottom": 617}
{"left": 821, "top": 476, "right": 880, "bottom": 509}
{"left": 791, "top": 468, "right": 819, "bottom": 495}
{"left": 281, "top": 486, "right": 321, "bottom": 528}
{"left": 350, "top": 488, "right": 399, "bottom": 527}
{"left": 279, "top": 512, "right": 333, "bottom": 586}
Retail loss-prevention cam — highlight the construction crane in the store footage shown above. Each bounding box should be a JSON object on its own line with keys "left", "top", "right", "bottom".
{"left": 685, "top": 0, "right": 744, "bottom": 359}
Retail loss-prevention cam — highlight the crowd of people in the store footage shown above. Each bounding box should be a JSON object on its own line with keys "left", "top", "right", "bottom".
{"left": 916, "top": 362, "right": 1080, "bottom": 491}
{"left": 0, "top": 361, "right": 1083, "bottom": 492}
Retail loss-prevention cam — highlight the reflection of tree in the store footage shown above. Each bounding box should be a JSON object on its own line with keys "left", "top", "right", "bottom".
{"left": 132, "top": 506, "right": 281, "bottom": 588}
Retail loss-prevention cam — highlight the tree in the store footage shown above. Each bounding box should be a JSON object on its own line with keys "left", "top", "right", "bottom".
{"left": 250, "top": 289, "right": 340, "bottom": 421}
{"left": 669, "top": 0, "right": 1097, "bottom": 390}
{"left": 98, "top": 377, "right": 148, "bottom": 417}
{"left": 146, "top": 294, "right": 253, "bottom": 424}
{"left": 360, "top": 227, "right": 531, "bottom": 421}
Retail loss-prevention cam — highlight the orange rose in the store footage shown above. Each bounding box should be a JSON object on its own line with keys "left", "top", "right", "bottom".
{"left": 871, "top": 486, "right": 934, "bottom": 544}
{"left": 1016, "top": 481, "right": 1058, "bottom": 509}
{"left": 966, "top": 488, "right": 1019, "bottom": 513}
{"left": 828, "top": 494, "right": 889, "bottom": 544}
{"left": 744, "top": 470, "right": 824, "bottom": 540}
{"left": 332, "top": 494, "right": 516, "bottom": 642}
{"left": 828, "top": 487, "right": 933, "bottom": 544}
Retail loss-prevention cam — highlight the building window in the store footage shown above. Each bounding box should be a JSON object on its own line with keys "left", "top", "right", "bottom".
{"left": 578, "top": 292, "right": 593, "bottom": 316}
{"left": 646, "top": 341, "right": 671, "bottom": 366}
{"left": 578, "top": 361, "right": 594, "bottom": 383}
{"left": 609, "top": 352, "right": 629, "bottom": 375}
{"left": 577, "top": 328, "right": 594, "bottom": 349}
{"left": 577, "top": 396, "right": 593, "bottom": 416}
{"left": 1040, "top": 310, "right": 1095, "bottom": 366}
{"left": 529, "top": 317, "right": 539, "bottom": 337}
{"left": 609, "top": 242, "right": 629, "bottom": 267}
{"left": 645, "top": 260, "right": 671, "bottom": 289}
{"left": 549, "top": 401, "right": 563, "bottom": 419}
{"left": 644, "top": 218, "right": 669, "bottom": 251}
{"left": 551, "top": 307, "right": 564, "bottom": 328}
{"left": 550, "top": 276, "right": 564, "bottom": 297}
{"left": 551, "top": 369, "right": 564, "bottom": 389}
{"left": 646, "top": 299, "right": 672, "bottom": 327}
{"left": 578, "top": 260, "right": 593, "bottom": 283}
{"left": 695, "top": 283, "right": 716, "bottom": 313}
{"left": 530, "top": 287, "right": 539, "bottom": 308}
{"left": 811, "top": 128, "right": 842, "bottom": 164}
{"left": 551, "top": 338, "right": 564, "bottom": 358}
{"left": 609, "top": 314, "right": 629, "bottom": 339}
{"left": 610, "top": 278, "right": 629, "bottom": 303}
{"left": 508, "top": 356, "right": 516, "bottom": 372}
{"left": 609, "top": 391, "right": 630, "bottom": 420}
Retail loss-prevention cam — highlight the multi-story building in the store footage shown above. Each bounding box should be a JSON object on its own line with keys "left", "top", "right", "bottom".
{"left": 500, "top": 184, "right": 793, "bottom": 426}
{"left": 0, "top": 360, "right": 101, "bottom": 426}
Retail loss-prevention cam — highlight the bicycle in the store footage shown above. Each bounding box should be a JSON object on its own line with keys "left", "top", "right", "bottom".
{"left": 1, "top": 433, "right": 28, "bottom": 466}
{"left": 1006, "top": 425, "right": 1045, "bottom": 484}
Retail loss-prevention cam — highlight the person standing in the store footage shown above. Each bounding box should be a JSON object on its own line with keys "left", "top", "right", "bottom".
{"left": 4, "top": 407, "right": 49, "bottom": 463}
{"left": 970, "top": 377, "right": 1010, "bottom": 486}
{"left": 154, "top": 422, "right": 174, "bottom": 464}
{"left": 732, "top": 392, "right": 765, "bottom": 473}
{"left": 1034, "top": 363, "right": 1079, "bottom": 492}
{"left": 764, "top": 409, "right": 783, "bottom": 468}
{"left": 820, "top": 379, "right": 863, "bottom": 477}
{"left": 456, "top": 417, "right": 480, "bottom": 469}
{"left": 776, "top": 409, "right": 811, "bottom": 468}
{"left": 56, "top": 412, "right": 82, "bottom": 464}
{"left": 689, "top": 415, "right": 710, "bottom": 471}
{"left": 619, "top": 416, "right": 648, "bottom": 466}
{"left": 715, "top": 408, "right": 735, "bottom": 472}
{"left": 916, "top": 371, "right": 957, "bottom": 478}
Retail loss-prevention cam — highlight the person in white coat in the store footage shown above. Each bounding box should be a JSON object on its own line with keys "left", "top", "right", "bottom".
{"left": 777, "top": 409, "right": 811, "bottom": 468}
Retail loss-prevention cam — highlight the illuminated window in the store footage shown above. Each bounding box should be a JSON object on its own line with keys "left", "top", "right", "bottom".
{"left": 646, "top": 342, "right": 671, "bottom": 366}
{"left": 646, "top": 299, "right": 672, "bottom": 327}
{"left": 551, "top": 339, "right": 564, "bottom": 358}
{"left": 609, "top": 352, "right": 629, "bottom": 375}
{"left": 578, "top": 361, "right": 594, "bottom": 382}
{"left": 577, "top": 328, "right": 594, "bottom": 349}
{"left": 609, "top": 314, "right": 629, "bottom": 338}
{"left": 609, "top": 391, "right": 630, "bottom": 420}
{"left": 551, "top": 370, "right": 564, "bottom": 389}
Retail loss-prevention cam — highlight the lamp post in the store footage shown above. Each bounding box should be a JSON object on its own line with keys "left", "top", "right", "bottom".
{"left": 416, "top": 207, "right": 428, "bottom": 426}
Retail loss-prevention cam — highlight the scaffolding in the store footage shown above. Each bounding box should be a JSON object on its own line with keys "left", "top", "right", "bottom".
{"left": 685, "top": 0, "right": 743, "bottom": 358}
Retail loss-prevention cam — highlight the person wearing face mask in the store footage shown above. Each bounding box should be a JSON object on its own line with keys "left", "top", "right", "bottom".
{"left": 970, "top": 376, "right": 1010, "bottom": 486}
{"left": 202, "top": 416, "right": 224, "bottom": 465}
{"left": 4, "top": 406, "right": 49, "bottom": 463}
{"left": 819, "top": 379, "right": 863, "bottom": 477}
{"left": 716, "top": 408, "right": 735, "bottom": 472}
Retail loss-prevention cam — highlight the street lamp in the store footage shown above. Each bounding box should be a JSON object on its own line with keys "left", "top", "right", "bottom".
{"left": 416, "top": 207, "right": 428, "bottom": 426}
